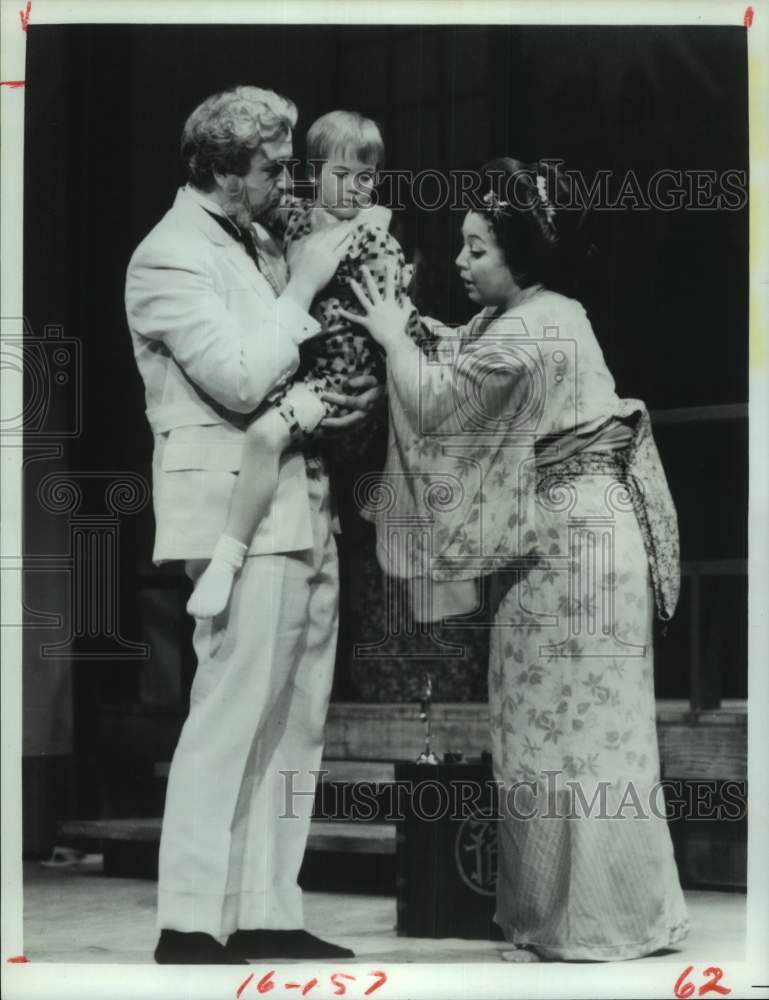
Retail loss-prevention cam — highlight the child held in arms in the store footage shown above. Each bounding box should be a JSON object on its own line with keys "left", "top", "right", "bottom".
{"left": 187, "top": 110, "right": 423, "bottom": 619}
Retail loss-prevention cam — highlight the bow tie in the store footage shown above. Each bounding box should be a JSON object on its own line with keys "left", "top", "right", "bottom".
{"left": 204, "top": 209, "right": 259, "bottom": 261}
{"left": 204, "top": 209, "right": 283, "bottom": 295}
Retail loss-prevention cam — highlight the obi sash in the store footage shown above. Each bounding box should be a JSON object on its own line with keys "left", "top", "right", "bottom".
{"left": 536, "top": 400, "right": 680, "bottom": 621}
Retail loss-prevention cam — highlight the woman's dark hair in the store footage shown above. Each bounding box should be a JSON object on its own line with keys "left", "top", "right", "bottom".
{"left": 472, "top": 157, "right": 597, "bottom": 296}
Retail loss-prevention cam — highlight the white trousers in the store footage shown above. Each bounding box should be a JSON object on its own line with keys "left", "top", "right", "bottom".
{"left": 156, "top": 471, "right": 339, "bottom": 937}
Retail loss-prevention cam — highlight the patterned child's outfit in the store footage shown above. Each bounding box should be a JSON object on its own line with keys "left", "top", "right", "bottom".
{"left": 272, "top": 200, "right": 424, "bottom": 443}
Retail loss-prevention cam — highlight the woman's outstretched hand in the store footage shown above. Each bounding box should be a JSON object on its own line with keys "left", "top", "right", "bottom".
{"left": 338, "top": 263, "right": 412, "bottom": 351}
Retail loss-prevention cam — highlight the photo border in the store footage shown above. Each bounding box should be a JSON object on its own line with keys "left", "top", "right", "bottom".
{"left": 2, "top": 2, "right": 767, "bottom": 997}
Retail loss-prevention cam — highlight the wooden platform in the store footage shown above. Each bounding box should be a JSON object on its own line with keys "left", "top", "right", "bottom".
{"left": 56, "top": 700, "right": 747, "bottom": 889}
{"left": 58, "top": 816, "right": 396, "bottom": 856}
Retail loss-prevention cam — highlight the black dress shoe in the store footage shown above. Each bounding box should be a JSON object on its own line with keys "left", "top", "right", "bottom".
{"left": 226, "top": 929, "right": 355, "bottom": 960}
{"left": 154, "top": 929, "right": 247, "bottom": 964}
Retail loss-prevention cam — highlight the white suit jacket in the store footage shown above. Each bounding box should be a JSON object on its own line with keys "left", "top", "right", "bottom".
{"left": 125, "top": 186, "right": 321, "bottom": 563}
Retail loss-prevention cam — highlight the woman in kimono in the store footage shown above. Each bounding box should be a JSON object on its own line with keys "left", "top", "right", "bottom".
{"left": 339, "top": 157, "right": 689, "bottom": 962}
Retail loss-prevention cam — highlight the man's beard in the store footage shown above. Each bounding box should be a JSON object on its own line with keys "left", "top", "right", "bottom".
{"left": 220, "top": 191, "right": 253, "bottom": 229}
{"left": 257, "top": 200, "right": 281, "bottom": 229}
{"left": 222, "top": 187, "right": 281, "bottom": 230}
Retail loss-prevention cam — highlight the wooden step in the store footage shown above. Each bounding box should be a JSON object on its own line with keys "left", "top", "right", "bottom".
{"left": 57, "top": 817, "right": 396, "bottom": 856}
{"left": 309, "top": 821, "right": 395, "bottom": 855}
{"left": 59, "top": 816, "right": 161, "bottom": 843}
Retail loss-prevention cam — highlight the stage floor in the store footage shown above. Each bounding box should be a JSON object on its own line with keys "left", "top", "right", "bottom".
{"left": 20, "top": 862, "right": 745, "bottom": 965}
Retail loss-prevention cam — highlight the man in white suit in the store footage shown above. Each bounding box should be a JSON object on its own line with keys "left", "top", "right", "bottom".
{"left": 125, "top": 86, "right": 377, "bottom": 964}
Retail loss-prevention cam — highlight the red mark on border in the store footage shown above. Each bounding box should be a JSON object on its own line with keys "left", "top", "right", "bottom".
{"left": 744, "top": 6, "right": 754, "bottom": 27}
{"left": 256, "top": 971, "right": 276, "bottom": 994}
{"left": 674, "top": 966, "right": 732, "bottom": 998}
{"left": 700, "top": 967, "right": 732, "bottom": 996}
{"left": 330, "top": 973, "right": 356, "bottom": 997}
{"left": 237, "top": 974, "right": 255, "bottom": 999}
{"left": 236, "top": 970, "right": 388, "bottom": 998}
{"left": 363, "top": 972, "right": 387, "bottom": 996}
{"left": 674, "top": 966, "right": 697, "bottom": 999}
{"left": 20, "top": 1, "right": 31, "bottom": 32}
{"left": 1, "top": 80, "right": 26, "bottom": 88}
{"left": 7, "top": 956, "right": 29, "bottom": 963}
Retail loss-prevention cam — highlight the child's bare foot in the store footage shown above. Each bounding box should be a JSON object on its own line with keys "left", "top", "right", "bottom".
{"left": 499, "top": 947, "right": 542, "bottom": 963}
{"left": 186, "top": 536, "right": 247, "bottom": 619}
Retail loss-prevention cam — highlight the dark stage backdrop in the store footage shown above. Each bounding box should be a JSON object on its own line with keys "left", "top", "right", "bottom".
{"left": 23, "top": 24, "right": 748, "bottom": 819}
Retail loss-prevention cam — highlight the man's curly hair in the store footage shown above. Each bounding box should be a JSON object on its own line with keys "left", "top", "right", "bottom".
{"left": 181, "top": 85, "right": 297, "bottom": 189}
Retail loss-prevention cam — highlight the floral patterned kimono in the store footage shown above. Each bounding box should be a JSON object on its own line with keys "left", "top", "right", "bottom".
{"left": 360, "top": 289, "right": 689, "bottom": 960}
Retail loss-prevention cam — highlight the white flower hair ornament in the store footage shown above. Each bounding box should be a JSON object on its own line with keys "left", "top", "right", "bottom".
{"left": 481, "top": 188, "right": 512, "bottom": 218}
{"left": 535, "top": 173, "right": 557, "bottom": 224}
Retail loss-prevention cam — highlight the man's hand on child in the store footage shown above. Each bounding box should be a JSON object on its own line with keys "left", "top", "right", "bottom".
{"left": 284, "top": 225, "right": 357, "bottom": 309}
{"left": 319, "top": 374, "right": 385, "bottom": 433}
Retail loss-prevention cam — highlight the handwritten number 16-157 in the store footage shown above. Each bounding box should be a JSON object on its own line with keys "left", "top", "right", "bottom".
{"left": 237, "top": 970, "right": 388, "bottom": 998}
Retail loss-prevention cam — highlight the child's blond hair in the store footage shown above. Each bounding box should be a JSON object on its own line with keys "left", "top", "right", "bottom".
{"left": 306, "top": 110, "right": 385, "bottom": 169}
